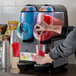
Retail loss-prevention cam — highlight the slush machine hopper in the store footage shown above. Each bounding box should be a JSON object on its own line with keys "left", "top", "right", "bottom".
{"left": 17, "top": 5, "right": 68, "bottom": 72}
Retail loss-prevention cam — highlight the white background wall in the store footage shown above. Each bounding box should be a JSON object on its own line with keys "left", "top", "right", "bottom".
{"left": 0, "top": 0, "right": 76, "bottom": 25}
{"left": 0, "top": 0, "right": 76, "bottom": 64}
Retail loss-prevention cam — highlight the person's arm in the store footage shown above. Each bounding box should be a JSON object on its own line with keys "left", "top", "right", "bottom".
{"left": 49, "top": 26, "right": 76, "bottom": 60}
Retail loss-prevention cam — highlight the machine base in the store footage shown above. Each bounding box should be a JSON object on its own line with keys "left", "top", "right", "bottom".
{"left": 17, "top": 61, "right": 67, "bottom": 73}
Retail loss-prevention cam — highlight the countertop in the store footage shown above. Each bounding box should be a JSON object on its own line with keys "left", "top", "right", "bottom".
{"left": 0, "top": 64, "right": 76, "bottom": 76}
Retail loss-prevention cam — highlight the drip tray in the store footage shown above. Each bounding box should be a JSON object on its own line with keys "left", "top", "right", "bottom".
{"left": 17, "top": 62, "right": 34, "bottom": 71}
{"left": 34, "top": 63, "right": 53, "bottom": 72}
{"left": 17, "top": 62, "right": 53, "bottom": 72}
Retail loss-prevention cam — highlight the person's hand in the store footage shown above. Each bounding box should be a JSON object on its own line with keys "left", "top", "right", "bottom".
{"left": 31, "top": 54, "right": 54, "bottom": 65}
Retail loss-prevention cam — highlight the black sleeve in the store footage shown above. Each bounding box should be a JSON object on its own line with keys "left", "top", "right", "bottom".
{"left": 49, "top": 26, "right": 76, "bottom": 60}
{"left": 61, "top": 25, "right": 74, "bottom": 36}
